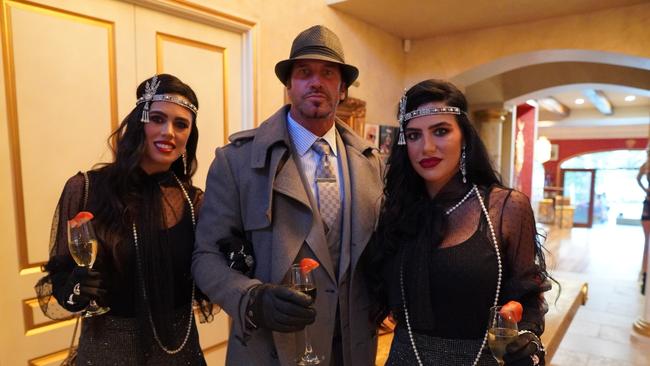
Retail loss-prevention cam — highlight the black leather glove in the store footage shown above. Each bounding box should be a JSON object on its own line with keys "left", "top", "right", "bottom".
{"left": 246, "top": 284, "right": 316, "bottom": 333}
{"left": 503, "top": 330, "right": 546, "bottom": 366}
{"left": 56, "top": 266, "right": 108, "bottom": 312}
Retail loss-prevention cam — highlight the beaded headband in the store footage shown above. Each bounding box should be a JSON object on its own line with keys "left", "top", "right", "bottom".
{"left": 136, "top": 75, "right": 198, "bottom": 123}
{"left": 397, "top": 92, "right": 464, "bottom": 145}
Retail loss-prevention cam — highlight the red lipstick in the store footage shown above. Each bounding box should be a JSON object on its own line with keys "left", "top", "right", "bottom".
{"left": 419, "top": 157, "right": 441, "bottom": 168}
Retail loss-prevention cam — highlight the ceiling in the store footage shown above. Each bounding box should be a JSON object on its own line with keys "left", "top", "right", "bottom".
{"left": 327, "top": 0, "right": 647, "bottom": 40}
{"left": 328, "top": 0, "right": 650, "bottom": 134}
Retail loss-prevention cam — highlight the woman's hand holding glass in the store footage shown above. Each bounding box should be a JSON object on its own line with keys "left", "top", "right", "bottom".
{"left": 487, "top": 306, "right": 518, "bottom": 365}
{"left": 67, "top": 214, "right": 110, "bottom": 317}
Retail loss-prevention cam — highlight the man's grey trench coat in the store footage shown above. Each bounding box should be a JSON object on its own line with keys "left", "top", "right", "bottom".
{"left": 192, "top": 105, "right": 384, "bottom": 365}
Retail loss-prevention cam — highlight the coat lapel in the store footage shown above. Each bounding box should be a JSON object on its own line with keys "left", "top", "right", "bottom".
{"left": 260, "top": 107, "right": 336, "bottom": 284}
{"left": 336, "top": 122, "right": 383, "bottom": 272}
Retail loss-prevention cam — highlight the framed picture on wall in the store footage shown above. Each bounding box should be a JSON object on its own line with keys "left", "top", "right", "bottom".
{"left": 550, "top": 144, "right": 559, "bottom": 161}
{"left": 364, "top": 123, "right": 379, "bottom": 147}
{"left": 379, "top": 125, "right": 397, "bottom": 155}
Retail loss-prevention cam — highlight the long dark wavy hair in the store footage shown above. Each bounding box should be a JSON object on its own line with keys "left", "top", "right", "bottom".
{"left": 90, "top": 74, "right": 199, "bottom": 347}
{"left": 363, "top": 79, "right": 550, "bottom": 324}
{"left": 93, "top": 74, "right": 199, "bottom": 243}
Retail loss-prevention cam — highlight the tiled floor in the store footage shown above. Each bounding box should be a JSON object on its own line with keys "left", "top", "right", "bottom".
{"left": 544, "top": 223, "right": 650, "bottom": 366}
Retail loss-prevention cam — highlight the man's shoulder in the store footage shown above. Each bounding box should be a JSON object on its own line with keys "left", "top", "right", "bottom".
{"left": 228, "top": 128, "right": 257, "bottom": 148}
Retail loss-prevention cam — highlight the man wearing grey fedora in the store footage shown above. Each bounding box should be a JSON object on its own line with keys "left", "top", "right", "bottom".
{"left": 192, "top": 25, "right": 383, "bottom": 365}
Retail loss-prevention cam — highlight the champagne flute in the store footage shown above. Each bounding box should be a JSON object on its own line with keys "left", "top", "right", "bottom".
{"left": 289, "top": 264, "right": 321, "bottom": 365}
{"left": 487, "top": 306, "right": 518, "bottom": 365}
{"left": 67, "top": 219, "right": 110, "bottom": 317}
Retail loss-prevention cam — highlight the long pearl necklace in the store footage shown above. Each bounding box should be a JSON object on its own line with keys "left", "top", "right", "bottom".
{"left": 400, "top": 184, "right": 503, "bottom": 366}
{"left": 132, "top": 172, "right": 196, "bottom": 355}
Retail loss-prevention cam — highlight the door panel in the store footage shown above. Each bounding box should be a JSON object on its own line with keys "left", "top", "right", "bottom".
{"left": 561, "top": 168, "right": 596, "bottom": 228}
{"left": 0, "top": 0, "right": 254, "bottom": 364}
{"left": 0, "top": 1, "right": 135, "bottom": 364}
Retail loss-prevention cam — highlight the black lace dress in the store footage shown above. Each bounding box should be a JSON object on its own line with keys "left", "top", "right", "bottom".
{"left": 36, "top": 169, "right": 214, "bottom": 365}
{"left": 384, "top": 175, "right": 550, "bottom": 366}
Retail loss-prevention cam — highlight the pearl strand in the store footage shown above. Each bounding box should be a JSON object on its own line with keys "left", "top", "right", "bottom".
{"left": 132, "top": 172, "right": 197, "bottom": 355}
{"left": 445, "top": 186, "right": 475, "bottom": 215}
{"left": 400, "top": 184, "right": 503, "bottom": 366}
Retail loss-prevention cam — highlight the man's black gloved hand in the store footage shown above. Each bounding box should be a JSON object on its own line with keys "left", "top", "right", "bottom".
{"left": 246, "top": 284, "right": 316, "bottom": 333}
{"left": 503, "top": 330, "right": 546, "bottom": 366}
{"left": 56, "top": 266, "right": 108, "bottom": 312}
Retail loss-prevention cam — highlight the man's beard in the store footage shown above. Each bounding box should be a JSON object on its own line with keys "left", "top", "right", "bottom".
{"left": 299, "top": 99, "right": 335, "bottom": 119}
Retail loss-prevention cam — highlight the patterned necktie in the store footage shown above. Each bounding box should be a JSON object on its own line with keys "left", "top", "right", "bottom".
{"left": 312, "top": 139, "right": 340, "bottom": 232}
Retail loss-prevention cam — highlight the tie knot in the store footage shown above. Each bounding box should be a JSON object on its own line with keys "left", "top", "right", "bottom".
{"left": 312, "top": 139, "right": 332, "bottom": 156}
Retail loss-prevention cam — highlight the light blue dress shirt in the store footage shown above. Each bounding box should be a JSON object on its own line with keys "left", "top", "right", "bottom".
{"left": 286, "top": 112, "right": 343, "bottom": 204}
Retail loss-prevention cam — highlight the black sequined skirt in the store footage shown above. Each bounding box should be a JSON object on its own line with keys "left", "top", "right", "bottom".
{"left": 76, "top": 308, "right": 205, "bottom": 365}
{"left": 386, "top": 326, "right": 498, "bottom": 366}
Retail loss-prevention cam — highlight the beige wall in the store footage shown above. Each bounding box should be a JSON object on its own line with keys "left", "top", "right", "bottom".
{"left": 405, "top": 2, "right": 650, "bottom": 87}
{"left": 190, "top": 0, "right": 405, "bottom": 126}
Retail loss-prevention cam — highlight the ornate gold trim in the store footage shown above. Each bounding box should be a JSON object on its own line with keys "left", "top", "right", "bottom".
{"left": 22, "top": 297, "right": 76, "bottom": 336}
{"left": 633, "top": 318, "right": 650, "bottom": 337}
{"left": 1, "top": 0, "right": 118, "bottom": 273}
{"left": 167, "top": 0, "right": 254, "bottom": 28}
{"left": 203, "top": 339, "right": 228, "bottom": 355}
{"left": 156, "top": 32, "right": 229, "bottom": 144}
{"left": 28, "top": 348, "right": 70, "bottom": 366}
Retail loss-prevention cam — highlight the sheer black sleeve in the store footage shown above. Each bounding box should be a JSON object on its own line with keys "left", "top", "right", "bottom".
{"left": 490, "top": 188, "right": 550, "bottom": 336}
{"left": 35, "top": 173, "right": 87, "bottom": 319}
{"left": 191, "top": 186, "right": 219, "bottom": 323}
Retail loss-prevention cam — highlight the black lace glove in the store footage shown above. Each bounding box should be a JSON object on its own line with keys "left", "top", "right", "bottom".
{"left": 217, "top": 229, "right": 255, "bottom": 277}
{"left": 503, "top": 330, "right": 546, "bottom": 366}
{"left": 54, "top": 266, "right": 108, "bottom": 312}
{"left": 246, "top": 284, "right": 315, "bottom": 333}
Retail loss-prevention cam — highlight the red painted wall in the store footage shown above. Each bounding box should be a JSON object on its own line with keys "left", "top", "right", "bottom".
{"left": 514, "top": 104, "right": 536, "bottom": 197}
{"left": 543, "top": 138, "right": 647, "bottom": 185}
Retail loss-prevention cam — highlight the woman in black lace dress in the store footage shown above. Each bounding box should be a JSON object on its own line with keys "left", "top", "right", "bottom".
{"left": 364, "top": 79, "right": 551, "bottom": 366}
{"left": 36, "top": 74, "right": 213, "bottom": 365}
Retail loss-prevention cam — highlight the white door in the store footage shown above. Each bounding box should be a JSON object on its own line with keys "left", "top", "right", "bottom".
{"left": 0, "top": 0, "right": 254, "bottom": 364}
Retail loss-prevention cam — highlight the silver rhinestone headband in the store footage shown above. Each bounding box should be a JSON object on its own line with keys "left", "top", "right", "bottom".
{"left": 402, "top": 106, "right": 462, "bottom": 121}
{"left": 136, "top": 75, "right": 198, "bottom": 123}
{"left": 397, "top": 91, "right": 464, "bottom": 145}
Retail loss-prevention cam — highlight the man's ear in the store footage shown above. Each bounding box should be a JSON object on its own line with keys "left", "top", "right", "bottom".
{"left": 339, "top": 82, "right": 347, "bottom": 102}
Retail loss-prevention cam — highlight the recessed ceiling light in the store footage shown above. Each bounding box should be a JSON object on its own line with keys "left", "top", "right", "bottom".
{"left": 625, "top": 95, "right": 636, "bottom": 102}
{"left": 574, "top": 98, "right": 585, "bottom": 105}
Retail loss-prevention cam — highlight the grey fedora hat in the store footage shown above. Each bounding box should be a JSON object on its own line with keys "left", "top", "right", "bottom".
{"left": 275, "top": 25, "right": 359, "bottom": 86}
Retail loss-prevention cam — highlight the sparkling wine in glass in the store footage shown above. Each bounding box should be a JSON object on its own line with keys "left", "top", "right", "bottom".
{"left": 487, "top": 306, "right": 518, "bottom": 365}
{"left": 68, "top": 218, "right": 109, "bottom": 317}
{"left": 290, "top": 264, "right": 322, "bottom": 365}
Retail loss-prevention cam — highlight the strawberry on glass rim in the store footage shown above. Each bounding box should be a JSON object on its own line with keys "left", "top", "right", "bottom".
{"left": 68, "top": 211, "right": 94, "bottom": 228}
{"left": 499, "top": 300, "right": 523, "bottom": 323}
{"left": 299, "top": 258, "right": 320, "bottom": 274}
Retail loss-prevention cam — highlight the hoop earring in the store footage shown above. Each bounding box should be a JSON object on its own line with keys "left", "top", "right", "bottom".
{"left": 181, "top": 153, "right": 187, "bottom": 176}
{"left": 460, "top": 145, "right": 467, "bottom": 184}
